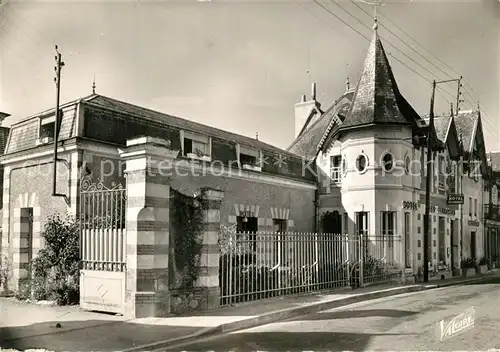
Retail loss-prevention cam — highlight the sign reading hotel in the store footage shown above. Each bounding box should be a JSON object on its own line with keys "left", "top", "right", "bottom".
{"left": 447, "top": 194, "right": 464, "bottom": 205}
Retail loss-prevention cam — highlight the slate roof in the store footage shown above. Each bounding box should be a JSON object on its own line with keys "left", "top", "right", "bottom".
{"left": 423, "top": 115, "right": 452, "bottom": 143}
{"left": 5, "top": 93, "right": 301, "bottom": 159}
{"left": 287, "top": 90, "right": 354, "bottom": 159}
{"left": 454, "top": 110, "right": 479, "bottom": 153}
{"left": 332, "top": 30, "right": 422, "bottom": 135}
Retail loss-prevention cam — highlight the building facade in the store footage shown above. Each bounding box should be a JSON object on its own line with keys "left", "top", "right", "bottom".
{"left": 288, "top": 23, "right": 489, "bottom": 276}
{"left": 0, "top": 94, "right": 317, "bottom": 292}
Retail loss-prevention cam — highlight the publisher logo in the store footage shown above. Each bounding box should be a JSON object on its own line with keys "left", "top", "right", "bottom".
{"left": 437, "top": 307, "right": 475, "bottom": 341}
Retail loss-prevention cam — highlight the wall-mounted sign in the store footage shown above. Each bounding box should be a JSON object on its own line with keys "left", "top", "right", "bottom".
{"left": 468, "top": 220, "right": 480, "bottom": 227}
{"left": 433, "top": 206, "right": 455, "bottom": 215}
{"left": 240, "top": 210, "right": 255, "bottom": 218}
{"left": 447, "top": 194, "right": 464, "bottom": 205}
{"left": 402, "top": 201, "right": 419, "bottom": 210}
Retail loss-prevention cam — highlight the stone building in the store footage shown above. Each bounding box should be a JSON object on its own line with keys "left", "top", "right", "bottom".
{"left": 0, "top": 93, "right": 317, "bottom": 293}
{"left": 288, "top": 21, "right": 489, "bottom": 276}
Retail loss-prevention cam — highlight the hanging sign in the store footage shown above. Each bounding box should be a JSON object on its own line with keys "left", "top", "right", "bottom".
{"left": 447, "top": 194, "right": 464, "bottom": 205}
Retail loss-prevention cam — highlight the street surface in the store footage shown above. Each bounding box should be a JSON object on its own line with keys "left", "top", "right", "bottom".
{"left": 166, "top": 278, "right": 500, "bottom": 351}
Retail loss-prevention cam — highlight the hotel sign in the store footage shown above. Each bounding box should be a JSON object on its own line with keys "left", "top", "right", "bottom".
{"left": 402, "top": 201, "right": 419, "bottom": 210}
{"left": 468, "top": 220, "right": 480, "bottom": 227}
{"left": 447, "top": 194, "right": 464, "bottom": 205}
{"left": 434, "top": 206, "right": 455, "bottom": 215}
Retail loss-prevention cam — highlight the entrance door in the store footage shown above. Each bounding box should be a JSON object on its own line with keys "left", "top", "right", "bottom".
{"left": 404, "top": 212, "right": 411, "bottom": 268}
{"left": 471, "top": 231, "right": 477, "bottom": 259}
{"left": 438, "top": 217, "right": 445, "bottom": 264}
{"left": 450, "top": 220, "right": 456, "bottom": 269}
{"left": 355, "top": 212, "right": 369, "bottom": 260}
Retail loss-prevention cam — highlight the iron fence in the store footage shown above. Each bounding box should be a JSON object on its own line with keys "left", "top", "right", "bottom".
{"left": 219, "top": 229, "right": 403, "bottom": 306}
{"left": 80, "top": 176, "right": 127, "bottom": 272}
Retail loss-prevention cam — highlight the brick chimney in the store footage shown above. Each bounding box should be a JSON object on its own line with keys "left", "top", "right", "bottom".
{"left": 294, "top": 83, "right": 320, "bottom": 139}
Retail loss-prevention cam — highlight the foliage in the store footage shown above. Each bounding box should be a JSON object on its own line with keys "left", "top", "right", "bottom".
{"left": 27, "top": 214, "right": 80, "bottom": 305}
{"left": 170, "top": 189, "right": 204, "bottom": 289}
{"left": 461, "top": 257, "right": 477, "bottom": 269}
{"left": 0, "top": 253, "right": 13, "bottom": 296}
{"left": 478, "top": 257, "right": 488, "bottom": 266}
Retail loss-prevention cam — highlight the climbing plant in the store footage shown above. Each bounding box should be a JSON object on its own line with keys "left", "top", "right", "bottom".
{"left": 170, "top": 189, "right": 204, "bottom": 288}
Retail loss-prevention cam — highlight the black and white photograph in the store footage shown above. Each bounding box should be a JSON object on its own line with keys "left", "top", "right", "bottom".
{"left": 0, "top": 0, "right": 499, "bottom": 351}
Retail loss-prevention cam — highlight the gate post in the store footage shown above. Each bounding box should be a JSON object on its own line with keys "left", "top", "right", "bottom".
{"left": 196, "top": 187, "right": 224, "bottom": 309}
{"left": 119, "top": 136, "right": 179, "bottom": 319}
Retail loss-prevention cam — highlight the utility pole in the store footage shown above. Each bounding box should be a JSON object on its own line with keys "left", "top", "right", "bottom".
{"left": 456, "top": 76, "right": 464, "bottom": 115}
{"left": 423, "top": 80, "right": 437, "bottom": 283}
{"left": 52, "top": 45, "right": 65, "bottom": 197}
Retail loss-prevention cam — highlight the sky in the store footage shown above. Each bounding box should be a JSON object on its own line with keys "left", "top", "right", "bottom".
{"left": 0, "top": 0, "right": 499, "bottom": 151}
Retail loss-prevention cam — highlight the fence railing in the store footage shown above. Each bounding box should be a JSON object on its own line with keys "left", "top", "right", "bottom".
{"left": 219, "top": 230, "right": 403, "bottom": 306}
{"left": 80, "top": 177, "right": 127, "bottom": 272}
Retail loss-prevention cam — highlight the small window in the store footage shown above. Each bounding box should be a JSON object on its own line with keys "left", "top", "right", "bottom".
{"left": 39, "top": 115, "right": 56, "bottom": 140}
{"left": 356, "top": 154, "right": 367, "bottom": 173}
{"left": 181, "top": 130, "right": 210, "bottom": 159}
{"left": 469, "top": 197, "right": 472, "bottom": 217}
{"left": 238, "top": 145, "right": 262, "bottom": 171}
{"left": 382, "top": 153, "right": 394, "bottom": 172}
{"left": 342, "top": 157, "right": 347, "bottom": 176}
{"left": 330, "top": 155, "right": 341, "bottom": 183}
{"left": 404, "top": 155, "right": 411, "bottom": 174}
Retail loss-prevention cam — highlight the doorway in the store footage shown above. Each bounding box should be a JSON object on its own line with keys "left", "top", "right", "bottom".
{"left": 404, "top": 212, "right": 411, "bottom": 268}
{"left": 438, "top": 217, "right": 445, "bottom": 264}
{"left": 470, "top": 231, "right": 476, "bottom": 259}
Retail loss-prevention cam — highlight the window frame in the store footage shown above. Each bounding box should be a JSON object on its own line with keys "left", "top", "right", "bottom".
{"left": 236, "top": 144, "right": 263, "bottom": 172}
{"left": 330, "top": 155, "right": 342, "bottom": 183}
{"left": 381, "top": 211, "right": 396, "bottom": 249}
{"left": 37, "top": 115, "right": 56, "bottom": 144}
{"left": 180, "top": 130, "right": 212, "bottom": 161}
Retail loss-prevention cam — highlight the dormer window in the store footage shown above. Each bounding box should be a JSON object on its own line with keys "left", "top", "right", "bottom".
{"left": 237, "top": 144, "right": 262, "bottom": 172}
{"left": 180, "top": 130, "right": 211, "bottom": 161}
{"left": 37, "top": 115, "right": 56, "bottom": 145}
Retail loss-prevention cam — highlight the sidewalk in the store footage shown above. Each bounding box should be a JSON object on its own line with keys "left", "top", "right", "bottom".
{"left": 1, "top": 271, "right": 498, "bottom": 352}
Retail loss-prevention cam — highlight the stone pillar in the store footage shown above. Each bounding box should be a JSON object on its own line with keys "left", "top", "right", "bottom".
{"left": 195, "top": 187, "right": 224, "bottom": 310}
{"left": 119, "top": 136, "right": 179, "bottom": 319}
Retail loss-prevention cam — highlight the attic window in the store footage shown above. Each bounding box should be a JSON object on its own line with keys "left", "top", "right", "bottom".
{"left": 237, "top": 144, "right": 262, "bottom": 172}
{"left": 180, "top": 130, "right": 211, "bottom": 161}
{"left": 39, "top": 115, "right": 56, "bottom": 141}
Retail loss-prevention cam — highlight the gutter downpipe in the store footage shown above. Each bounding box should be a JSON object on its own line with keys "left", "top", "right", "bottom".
{"left": 312, "top": 154, "right": 320, "bottom": 233}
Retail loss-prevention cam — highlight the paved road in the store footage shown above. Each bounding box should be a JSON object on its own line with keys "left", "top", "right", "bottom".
{"left": 166, "top": 278, "right": 500, "bottom": 351}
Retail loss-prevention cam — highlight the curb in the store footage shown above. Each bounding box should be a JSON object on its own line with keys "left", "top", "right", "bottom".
{"left": 119, "top": 273, "right": 500, "bottom": 352}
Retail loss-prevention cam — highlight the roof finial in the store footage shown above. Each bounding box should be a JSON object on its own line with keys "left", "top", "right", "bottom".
{"left": 477, "top": 101, "right": 480, "bottom": 111}
{"left": 450, "top": 102, "right": 454, "bottom": 116}
{"left": 256, "top": 132, "right": 259, "bottom": 140}
{"left": 92, "top": 75, "right": 96, "bottom": 94}
{"left": 346, "top": 63, "right": 350, "bottom": 92}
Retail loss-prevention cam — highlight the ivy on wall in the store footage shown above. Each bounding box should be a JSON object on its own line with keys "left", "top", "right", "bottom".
{"left": 170, "top": 189, "right": 204, "bottom": 289}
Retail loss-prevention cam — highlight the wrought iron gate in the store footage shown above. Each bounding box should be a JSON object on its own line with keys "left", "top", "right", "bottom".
{"left": 79, "top": 175, "right": 127, "bottom": 314}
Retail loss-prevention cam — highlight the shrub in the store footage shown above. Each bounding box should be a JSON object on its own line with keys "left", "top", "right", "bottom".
{"left": 461, "top": 257, "right": 477, "bottom": 269}
{"left": 0, "top": 253, "right": 13, "bottom": 296}
{"left": 29, "top": 213, "right": 80, "bottom": 305}
{"left": 478, "top": 257, "right": 488, "bottom": 266}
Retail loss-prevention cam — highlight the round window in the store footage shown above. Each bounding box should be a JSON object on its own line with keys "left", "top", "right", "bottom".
{"left": 382, "top": 153, "right": 394, "bottom": 172}
{"left": 356, "top": 154, "right": 367, "bottom": 172}
{"left": 404, "top": 155, "right": 411, "bottom": 174}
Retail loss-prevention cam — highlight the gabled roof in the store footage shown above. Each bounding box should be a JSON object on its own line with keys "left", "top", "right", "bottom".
{"left": 295, "top": 102, "right": 323, "bottom": 140}
{"left": 423, "top": 115, "right": 460, "bottom": 158}
{"left": 455, "top": 110, "right": 480, "bottom": 153}
{"left": 287, "top": 90, "right": 354, "bottom": 159}
{"left": 455, "top": 109, "right": 488, "bottom": 174}
{"left": 330, "top": 29, "right": 423, "bottom": 138}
